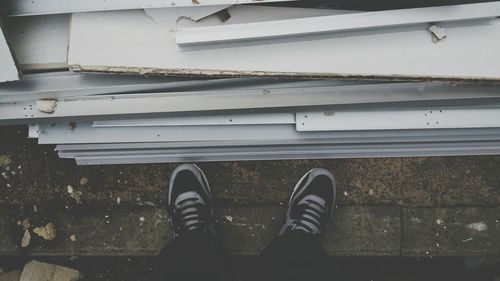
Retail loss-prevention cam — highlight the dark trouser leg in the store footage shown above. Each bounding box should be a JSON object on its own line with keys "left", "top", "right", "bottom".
{"left": 158, "top": 230, "right": 233, "bottom": 281}
{"left": 260, "top": 230, "right": 330, "bottom": 281}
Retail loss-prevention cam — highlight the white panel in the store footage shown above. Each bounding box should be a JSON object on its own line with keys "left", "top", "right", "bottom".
{"left": 0, "top": 24, "right": 19, "bottom": 83}
{"left": 3, "top": 15, "right": 69, "bottom": 71}
{"left": 296, "top": 108, "right": 500, "bottom": 131}
{"left": 92, "top": 113, "right": 295, "bottom": 127}
{"left": 3, "top": 0, "right": 296, "bottom": 16}
{"left": 176, "top": 2, "right": 500, "bottom": 46}
{"left": 2, "top": 6, "right": 340, "bottom": 72}
{"left": 68, "top": 5, "right": 500, "bottom": 81}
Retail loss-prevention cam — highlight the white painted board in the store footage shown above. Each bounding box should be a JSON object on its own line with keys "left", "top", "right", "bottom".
{"left": 0, "top": 24, "right": 19, "bottom": 83}
{"left": 68, "top": 5, "right": 500, "bottom": 81}
{"left": 3, "top": 0, "right": 295, "bottom": 16}
{"left": 176, "top": 2, "right": 500, "bottom": 46}
{"left": 296, "top": 108, "right": 500, "bottom": 131}
{"left": 1, "top": 6, "right": 228, "bottom": 72}
{"left": 3, "top": 15, "right": 69, "bottom": 71}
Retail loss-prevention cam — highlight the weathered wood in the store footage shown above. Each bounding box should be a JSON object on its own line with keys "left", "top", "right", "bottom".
{"left": 402, "top": 207, "right": 500, "bottom": 256}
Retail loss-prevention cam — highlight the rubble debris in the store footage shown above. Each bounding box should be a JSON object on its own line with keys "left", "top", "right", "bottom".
{"left": 20, "top": 261, "right": 81, "bottom": 281}
{"left": 67, "top": 185, "right": 82, "bottom": 204}
{"left": 0, "top": 270, "right": 22, "bottom": 281}
{"left": 428, "top": 25, "right": 447, "bottom": 42}
{"left": 21, "top": 229, "right": 31, "bottom": 248}
{"left": 33, "top": 223, "right": 56, "bottom": 240}
{"left": 79, "top": 177, "right": 88, "bottom": 185}
{"left": 0, "top": 155, "right": 11, "bottom": 167}
{"left": 21, "top": 218, "right": 31, "bottom": 230}
{"left": 70, "top": 235, "right": 77, "bottom": 242}
{"left": 36, "top": 99, "right": 58, "bottom": 114}
{"left": 467, "top": 222, "right": 488, "bottom": 231}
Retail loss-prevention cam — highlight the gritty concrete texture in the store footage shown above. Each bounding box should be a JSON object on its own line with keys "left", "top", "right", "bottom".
{"left": 0, "top": 271, "right": 21, "bottom": 281}
{"left": 322, "top": 206, "right": 401, "bottom": 256}
{"left": 20, "top": 261, "right": 80, "bottom": 281}
{"left": 2, "top": 126, "right": 500, "bottom": 257}
{"left": 0, "top": 205, "right": 402, "bottom": 256}
{"left": 402, "top": 207, "right": 500, "bottom": 256}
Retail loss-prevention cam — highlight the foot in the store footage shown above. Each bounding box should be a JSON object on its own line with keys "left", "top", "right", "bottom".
{"left": 167, "top": 164, "right": 216, "bottom": 237}
{"left": 279, "top": 168, "right": 336, "bottom": 236}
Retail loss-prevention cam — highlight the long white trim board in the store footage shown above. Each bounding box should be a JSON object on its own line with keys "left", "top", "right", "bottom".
{"left": 2, "top": 0, "right": 295, "bottom": 16}
{"left": 176, "top": 2, "right": 500, "bottom": 46}
{"left": 68, "top": 5, "right": 500, "bottom": 81}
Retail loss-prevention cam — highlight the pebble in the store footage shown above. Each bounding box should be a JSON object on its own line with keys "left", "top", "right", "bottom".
{"left": 80, "top": 177, "right": 88, "bottom": 185}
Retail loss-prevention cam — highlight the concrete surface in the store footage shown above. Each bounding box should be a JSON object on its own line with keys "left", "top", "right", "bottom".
{"left": 1, "top": 126, "right": 500, "bottom": 256}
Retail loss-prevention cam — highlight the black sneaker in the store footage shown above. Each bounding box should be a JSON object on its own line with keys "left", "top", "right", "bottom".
{"left": 279, "top": 168, "right": 336, "bottom": 236}
{"left": 167, "top": 164, "right": 216, "bottom": 237}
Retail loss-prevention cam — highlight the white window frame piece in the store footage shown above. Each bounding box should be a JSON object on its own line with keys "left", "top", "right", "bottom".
{"left": 34, "top": 118, "right": 500, "bottom": 145}
{"left": 296, "top": 108, "right": 500, "bottom": 131}
{"left": 66, "top": 140, "right": 500, "bottom": 165}
{"left": 2, "top": 82, "right": 500, "bottom": 124}
{"left": 176, "top": 2, "right": 500, "bottom": 46}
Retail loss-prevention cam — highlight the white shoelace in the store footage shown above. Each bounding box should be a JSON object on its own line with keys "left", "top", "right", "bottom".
{"left": 292, "top": 195, "right": 327, "bottom": 234}
{"left": 174, "top": 191, "right": 206, "bottom": 231}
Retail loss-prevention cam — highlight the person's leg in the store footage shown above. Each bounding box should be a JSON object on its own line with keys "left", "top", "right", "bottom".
{"left": 260, "top": 168, "right": 336, "bottom": 281}
{"left": 158, "top": 164, "right": 232, "bottom": 281}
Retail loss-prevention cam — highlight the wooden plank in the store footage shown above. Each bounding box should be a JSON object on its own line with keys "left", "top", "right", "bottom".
{"left": 402, "top": 207, "right": 500, "bottom": 256}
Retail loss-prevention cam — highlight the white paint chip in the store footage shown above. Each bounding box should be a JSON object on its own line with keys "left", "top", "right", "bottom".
{"left": 466, "top": 222, "right": 488, "bottom": 231}
{"left": 428, "top": 25, "right": 447, "bottom": 41}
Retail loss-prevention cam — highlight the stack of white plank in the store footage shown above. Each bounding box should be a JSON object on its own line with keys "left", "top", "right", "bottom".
{"left": 1, "top": 0, "right": 500, "bottom": 164}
